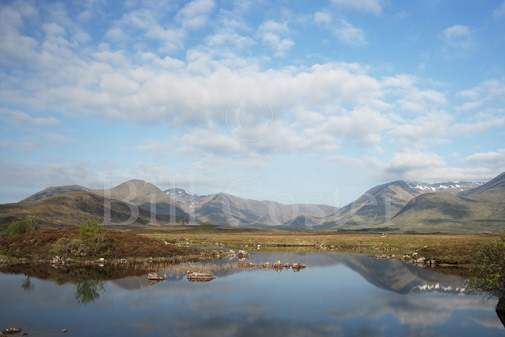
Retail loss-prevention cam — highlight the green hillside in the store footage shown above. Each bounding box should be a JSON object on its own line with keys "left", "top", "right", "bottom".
{"left": 0, "top": 191, "right": 187, "bottom": 229}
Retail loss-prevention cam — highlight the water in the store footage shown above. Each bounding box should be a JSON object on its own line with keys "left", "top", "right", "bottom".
{"left": 0, "top": 252, "right": 503, "bottom": 336}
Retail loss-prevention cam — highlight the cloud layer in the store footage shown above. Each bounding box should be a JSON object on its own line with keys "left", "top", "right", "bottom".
{"left": 1, "top": 0, "right": 505, "bottom": 203}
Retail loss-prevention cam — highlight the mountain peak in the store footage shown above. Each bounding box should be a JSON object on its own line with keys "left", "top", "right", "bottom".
{"left": 459, "top": 171, "right": 505, "bottom": 198}
{"left": 20, "top": 185, "right": 90, "bottom": 203}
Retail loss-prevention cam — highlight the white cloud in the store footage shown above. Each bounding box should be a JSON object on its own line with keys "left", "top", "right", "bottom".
{"left": 261, "top": 33, "right": 295, "bottom": 57}
{"left": 177, "top": 129, "right": 243, "bottom": 154}
{"left": 314, "top": 12, "right": 366, "bottom": 47}
{"left": 314, "top": 11, "right": 332, "bottom": 24}
{"left": 440, "top": 25, "right": 475, "bottom": 51}
{"left": 176, "top": 0, "right": 215, "bottom": 30}
{"left": 383, "top": 151, "right": 446, "bottom": 178}
{"left": 451, "top": 112, "right": 505, "bottom": 134}
{"left": 331, "top": 0, "right": 383, "bottom": 15}
{"left": 493, "top": 1, "right": 505, "bottom": 20}
{"left": 456, "top": 79, "right": 505, "bottom": 112}
{"left": 0, "top": 1, "right": 39, "bottom": 67}
{"left": 464, "top": 149, "right": 505, "bottom": 169}
{"left": 258, "top": 20, "right": 294, "bottom": 56}
{"left": 390, "top": 111, "right": 453, "bottom": 149}
{"left": 317, "top": 106, "right": 390, "bottom": 146}
{"left": 0, "top": 140, "right": 40, "bottom": 151}
{"left": 0, "top": 108, "right": 60, "bottom": 126}
{"left": 327, "top": 152, "right": 502, "bottom": 183}
{"left": 333, "top": 19, "right": 366, "bottom": 46}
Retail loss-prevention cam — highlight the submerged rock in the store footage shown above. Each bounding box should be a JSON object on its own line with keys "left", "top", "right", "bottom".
{"left": 292, "top": 263, "right": 307, "bottom": 272}
{"left": 187, "top": 271, "right": 215, "bottom": 283}
{"left": 2, "top": 327, "right": 21, "bottom": 335}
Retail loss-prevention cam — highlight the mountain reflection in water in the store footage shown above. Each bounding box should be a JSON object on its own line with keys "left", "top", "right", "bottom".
{"left": 0, "top": 252, "right": 503, "bottom": 337}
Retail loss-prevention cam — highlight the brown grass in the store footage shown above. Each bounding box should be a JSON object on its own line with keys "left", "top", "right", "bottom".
{"left": 141, "top": 229, "right": 500, "bottom": 265}
{"left": 0, "top": 227, "right": 200, "bottom": 259}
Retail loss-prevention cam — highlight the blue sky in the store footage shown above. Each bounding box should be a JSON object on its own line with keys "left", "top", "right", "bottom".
{"left": 1, "top": 0, "right": 505, "bottom": 206}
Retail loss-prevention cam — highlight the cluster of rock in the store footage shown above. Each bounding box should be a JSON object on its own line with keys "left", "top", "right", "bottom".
{"left": 51, "top": 256, "right": 108, "bottom": 266}
{"left": 237, "top": 260, "right": 307, "bottom": 272}
{"left": 147, "top": 271, "right": 216, "bottom": 284}
{"left": 1, "top": 327, "right": 67, "bottom": 335}
{"left": 373, "top": 254, "right": 437, "bottom": 267}
{"left": 227, "top": 250, "right": 250, "bottom": 260}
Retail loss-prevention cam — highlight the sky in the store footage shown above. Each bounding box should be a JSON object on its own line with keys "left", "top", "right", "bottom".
{"left": 1, "top": 0, "right": 505, "bottom": 207}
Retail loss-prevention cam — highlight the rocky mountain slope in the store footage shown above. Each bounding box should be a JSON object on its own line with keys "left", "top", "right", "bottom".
{"left": 322, "top": 180, "right": 421, "bottom": 229}
{"left": 408, "top": 181, "right": 482, "bottom": 195}
{"left": 165, "top": 189, "right": 338, "bottom": 228}
{"left": 361, "top": 172, "right": 505, "bottom": 233}
{"left": 94, "top": 180, "right": 189, "bottom": 218}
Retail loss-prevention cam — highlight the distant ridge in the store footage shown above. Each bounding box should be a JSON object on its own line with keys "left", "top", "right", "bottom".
{"left": 321, "top": 180, "right": 421, "bottom": 229}
{"left": 165, "top": 189, "right": 339, "bottom": 228}
{"left": 1, "top": 191, "right": 187, "bottom": 228}
{"left": 408, "top": 181, "right": 482, "bottom": 195}
{"left": 458, "top": 172, "right": 505, "bottom": 198}
{"left": 20, "top": 185, "right": 90, "bottom": 203}
{"left": 4, "top": 172, "right": 505, "bottom": 233}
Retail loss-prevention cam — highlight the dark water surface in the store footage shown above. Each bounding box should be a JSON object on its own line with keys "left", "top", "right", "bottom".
{"left": 0, "top": 252, "right": 503, "bottom": 336}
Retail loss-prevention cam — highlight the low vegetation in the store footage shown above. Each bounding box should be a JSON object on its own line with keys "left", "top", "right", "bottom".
{"left": 3, "top": 217, "right": 39, "bottom": 235}
{"left": 0, "top": 220, "right": 205, "bottom": 260}
{"left": 134, "top": 226, "right": 500, "bottom": 265}
{"left": 466, "top": 231, "right": 505, "bottom": 297}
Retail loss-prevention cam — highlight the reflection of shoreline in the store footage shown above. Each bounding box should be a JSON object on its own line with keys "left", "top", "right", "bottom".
{"left": 112, "top": 252, "right": 467, "bottom": 295}
{"left": 1, "top": 252, "right": 467, "bottom": 296}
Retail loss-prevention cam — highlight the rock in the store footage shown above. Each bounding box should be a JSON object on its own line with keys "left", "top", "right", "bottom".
{"left": 292, "top": 263, "right": 307, "bottom": 272}
{"left": 187, "top": 272, "right": 215, "bottom": 283}
{"left": 52, "top": 256, "right": 64, "bottom": 265}
{"left": 62, "top": 329, "right": 67, "bottom": 333}
{"left": 237, "top": 250, "right": 250, "bottom": 259}
{"left": 262, "top": 262, "right": 271, "bottom": 269}
{"left": 430, "top": 259, "right": 436, "bottom": 267}
{"left": 2, "top": 327, "right": 21, "bottom": 334}
{"left": 96, "top": 257, "right": 107, "bottom": 265}
{"left": 147, "top": 272, "right": 165, "bottom": 281}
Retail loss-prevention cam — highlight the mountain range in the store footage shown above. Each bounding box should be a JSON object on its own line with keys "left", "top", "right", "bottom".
{"left": 1, "top": 172, "right": 504, "bottom": 233}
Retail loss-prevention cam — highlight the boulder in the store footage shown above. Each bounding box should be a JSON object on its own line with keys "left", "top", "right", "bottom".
{"left": 237, "top": 250, "right": 250, "bottom": 259}
{"left": 292, "top": 263, "right": 307, "bottom": 272}
{"left": 2, "top": 327, "right": 21, "bottom": 334}
{"left": 51, "top": 256, "right": 64, "bottom": 265}
{"left": 187, "top": 272, "right": 215, "bottom": 283}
